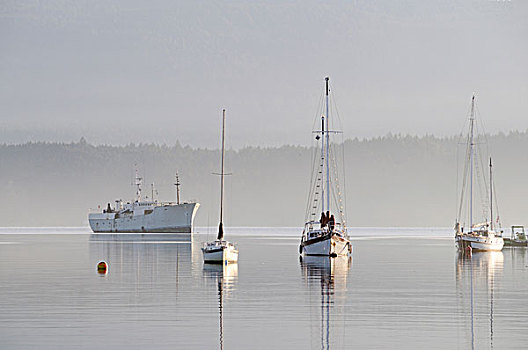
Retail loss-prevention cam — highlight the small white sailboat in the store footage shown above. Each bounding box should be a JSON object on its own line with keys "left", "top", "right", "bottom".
{"left": 203, "top": 109, "right": 239, "bottom": 264}
{"left": 454, "top": 96, "right": 504, "bottom": 252}
{"left": 300, "top": 77, "right": 352, "bottom": 257}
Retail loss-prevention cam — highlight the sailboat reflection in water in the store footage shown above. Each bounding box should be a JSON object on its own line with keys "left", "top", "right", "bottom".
{"left": 300, "top": 255, "right": 351, "bottom": 349}
{"left": 456, "top": 251, "right": 503, "bottom": 350}
{"left": 203, "top": 263, "right": 238, "bottom": 350}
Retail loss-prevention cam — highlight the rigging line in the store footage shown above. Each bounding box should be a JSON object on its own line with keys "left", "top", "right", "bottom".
{"left": 327, "top": 84, "right": 348, "bottom": 226}
{"left": 457, "top": 127, "right": 472, "bottom": 223}
{"left": 307, "top": 163, "right": 323, "bottom": 221}
{"left": 341, "top": 135, "right": 348, "bottom": 227}
{"left": 305, "top": 139, "right": 320, "bottom": 219}
{"left": 492, "top": 175, "right": 501, "bottom": 229}
{"left": 474, "top": 148, "right": 489, "bottom": 221}
{"left": 329, "top": 80, "right": 345, "bottom": 134}
{"left": 455, "top": 138, "right": 460, "bottom": 222}
{"left": 458, "top": 99, "right": 473, "bottom": 139}
{"left": 330, "top": 144, "right": 346, "bottom": 224}
{"left": 311, "top": 89, "right": 326, "bottom": 131}
{"left": 309, "top": 153, "right": 325, "bottom": 220}
{"left": 457, "top": 94, "right": 477, "bottom": 223}
{"left": 475, "top": 142, "right": 491, "bottom": 218}
{"left": 474, "top": 102, "right": 492, "bottom": 158}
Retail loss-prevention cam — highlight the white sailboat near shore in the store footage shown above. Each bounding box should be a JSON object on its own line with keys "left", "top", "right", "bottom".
{"left": 454, "top": 96, "right": 504, "bottom": 252}
{"left": 202, "top": 109, "right": 239, "bottom": 264}
{"left": 299, "top": 77, "right": 352, "bottom": 257}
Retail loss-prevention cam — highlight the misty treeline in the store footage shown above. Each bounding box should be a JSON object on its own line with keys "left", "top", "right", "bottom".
{"left": 1, "top": 132, "right": 527, "bottom": 227}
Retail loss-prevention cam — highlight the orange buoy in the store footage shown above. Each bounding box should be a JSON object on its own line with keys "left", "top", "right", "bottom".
{"left": 97, "top": 261, "right": 108, "bottom": 275}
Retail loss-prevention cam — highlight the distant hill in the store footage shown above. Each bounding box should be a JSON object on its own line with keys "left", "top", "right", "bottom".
{"left": 1, "top": 132, "right": 527, "bottom": 228}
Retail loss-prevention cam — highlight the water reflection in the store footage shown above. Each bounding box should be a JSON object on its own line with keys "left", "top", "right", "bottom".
{"left": 456, "top": 251, "right": 503, "bottom": 350}
{"left": 504, "top": 246, "right": 527, "bottom": 272}
{"left": 89, "top": 241, "right": 192, "bottom": 291}
{"left": 203, "top": 263, "right": 238, "bottom": 350}
{"left": 300, "top": 256, "right": 352, "bottom": 350}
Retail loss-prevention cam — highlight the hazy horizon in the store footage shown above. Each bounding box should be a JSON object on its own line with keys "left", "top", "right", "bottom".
{"left": 2, "top": 0, "right": 527, "bottom": 149}
{"left": 2, "top": 128, "right": 528, "bottom": 150}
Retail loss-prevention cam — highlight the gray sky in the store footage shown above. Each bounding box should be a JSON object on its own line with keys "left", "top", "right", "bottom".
{"left": 1, "top": 0, "right": 527, "bottom": 148}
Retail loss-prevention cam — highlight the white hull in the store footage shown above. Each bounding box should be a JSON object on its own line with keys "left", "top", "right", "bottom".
{"left": 202, "top": 243, "right": 238, "bottom": 263}
{"left": 89, "top": 233, "right": 192, "bottom": 241}
{"left": 456, "top": 234, "right": 504, "bottom": 252}
{"left": 89, "top": 203, "right": 199, "bottom": 233}
{"left": 302, "top": 234, "right": 351, "bottom": 256}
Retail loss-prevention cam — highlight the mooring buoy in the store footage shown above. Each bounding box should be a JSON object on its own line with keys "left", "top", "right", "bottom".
{"left": 97, "top": 261, "right": 108, "bottom": 275}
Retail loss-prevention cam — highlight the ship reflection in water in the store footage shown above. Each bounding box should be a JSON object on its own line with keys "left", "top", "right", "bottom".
{"left": 203, "top": 263, "right": 238, "bottom": 350}
{"left": 300, "top": 255, "right": 352, "bottom": 350}
{"left": 89, "top": 240, "right": 192, "bottom": 291}
{"left": 456, "top": 251, "right": 503, "bottom": 350}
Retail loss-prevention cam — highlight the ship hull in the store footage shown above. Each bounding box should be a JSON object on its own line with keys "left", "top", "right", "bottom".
{"left": 89, "top": 203, "right": 199, "bottom": 234}
{"left": 503, "top": 238, "right": 528, "bottom": 247}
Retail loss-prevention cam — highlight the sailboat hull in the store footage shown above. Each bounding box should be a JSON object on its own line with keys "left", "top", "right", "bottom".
{"left": 456, "top": 234, "right": 504, "bottom": 252}
{"left": 301, "top": 233, "right": 351, "bottom": 257}
{"left": 202, "top": 245, "right": 239, "bottom": 263}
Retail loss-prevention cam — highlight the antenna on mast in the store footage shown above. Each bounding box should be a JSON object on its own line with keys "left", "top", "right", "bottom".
{"left": 134, "top": 168, "right": 143, "bottom": 203}
{"left": 150, "top": 183, "right": 158, "bottom": 202}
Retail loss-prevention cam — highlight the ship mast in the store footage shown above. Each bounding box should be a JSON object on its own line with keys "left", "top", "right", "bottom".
{"left": 218, "top": 109, "right": 226, "bottom": 241}
{"left": 135, "top": 169, "right": 143, "bottom": 203}
{"left": 174, "top": 172, "right": 181, "bottom": 205}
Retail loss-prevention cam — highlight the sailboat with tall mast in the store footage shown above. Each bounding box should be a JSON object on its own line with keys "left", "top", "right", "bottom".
{"left": 454, "top": 95, "right": 504, "bottom": 252}
{"left": 299, "top": 77, "right": 352, "bottom": 257}
{"left": 202, "top": 109, "right": 239, "bottom": 263}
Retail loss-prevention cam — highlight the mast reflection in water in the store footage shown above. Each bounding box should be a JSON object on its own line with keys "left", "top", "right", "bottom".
{"left": 456, "top": 251, "right": 503, "bottom": 350}
{"left": 300, "top": 255, "right": 352, "bottom": 349}
{"left": 203, "top": 263, "right": 238, "bottom": 350}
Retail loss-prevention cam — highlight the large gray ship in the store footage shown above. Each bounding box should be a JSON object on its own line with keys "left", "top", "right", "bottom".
{"left": 89, "top": 172, "right": 199, "bottom": 239}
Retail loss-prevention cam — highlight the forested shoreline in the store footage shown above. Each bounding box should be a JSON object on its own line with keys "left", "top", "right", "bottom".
{"left": 1, "top": 131, "right": 527, "bottom": 227}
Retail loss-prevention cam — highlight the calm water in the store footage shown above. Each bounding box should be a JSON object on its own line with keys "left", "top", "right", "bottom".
{"left": 1, "top": 227, "right": 528, "bottom": 349}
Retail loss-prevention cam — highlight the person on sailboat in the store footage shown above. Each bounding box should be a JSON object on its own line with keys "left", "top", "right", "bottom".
{"left": 320, "top": 212, "right": 327, "bottom": 227}
{"left": 329, "top": 214, "right": 335, "bottom": 231}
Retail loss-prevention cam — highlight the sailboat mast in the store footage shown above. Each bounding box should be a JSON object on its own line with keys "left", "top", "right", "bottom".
{"left": 490, "top": 157, "right": 493, "bottom": 231}
{"left": 325, "top": 77, "right": 330, "bottom": 212}
{"left": 469, "top": 95, "right": 475, "bottom": 231}
{"left": 321, "top": 115, "right": 325, "bottom": 214}
{"left": 218, "top": 109, "right": 226, "bottom": 240}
